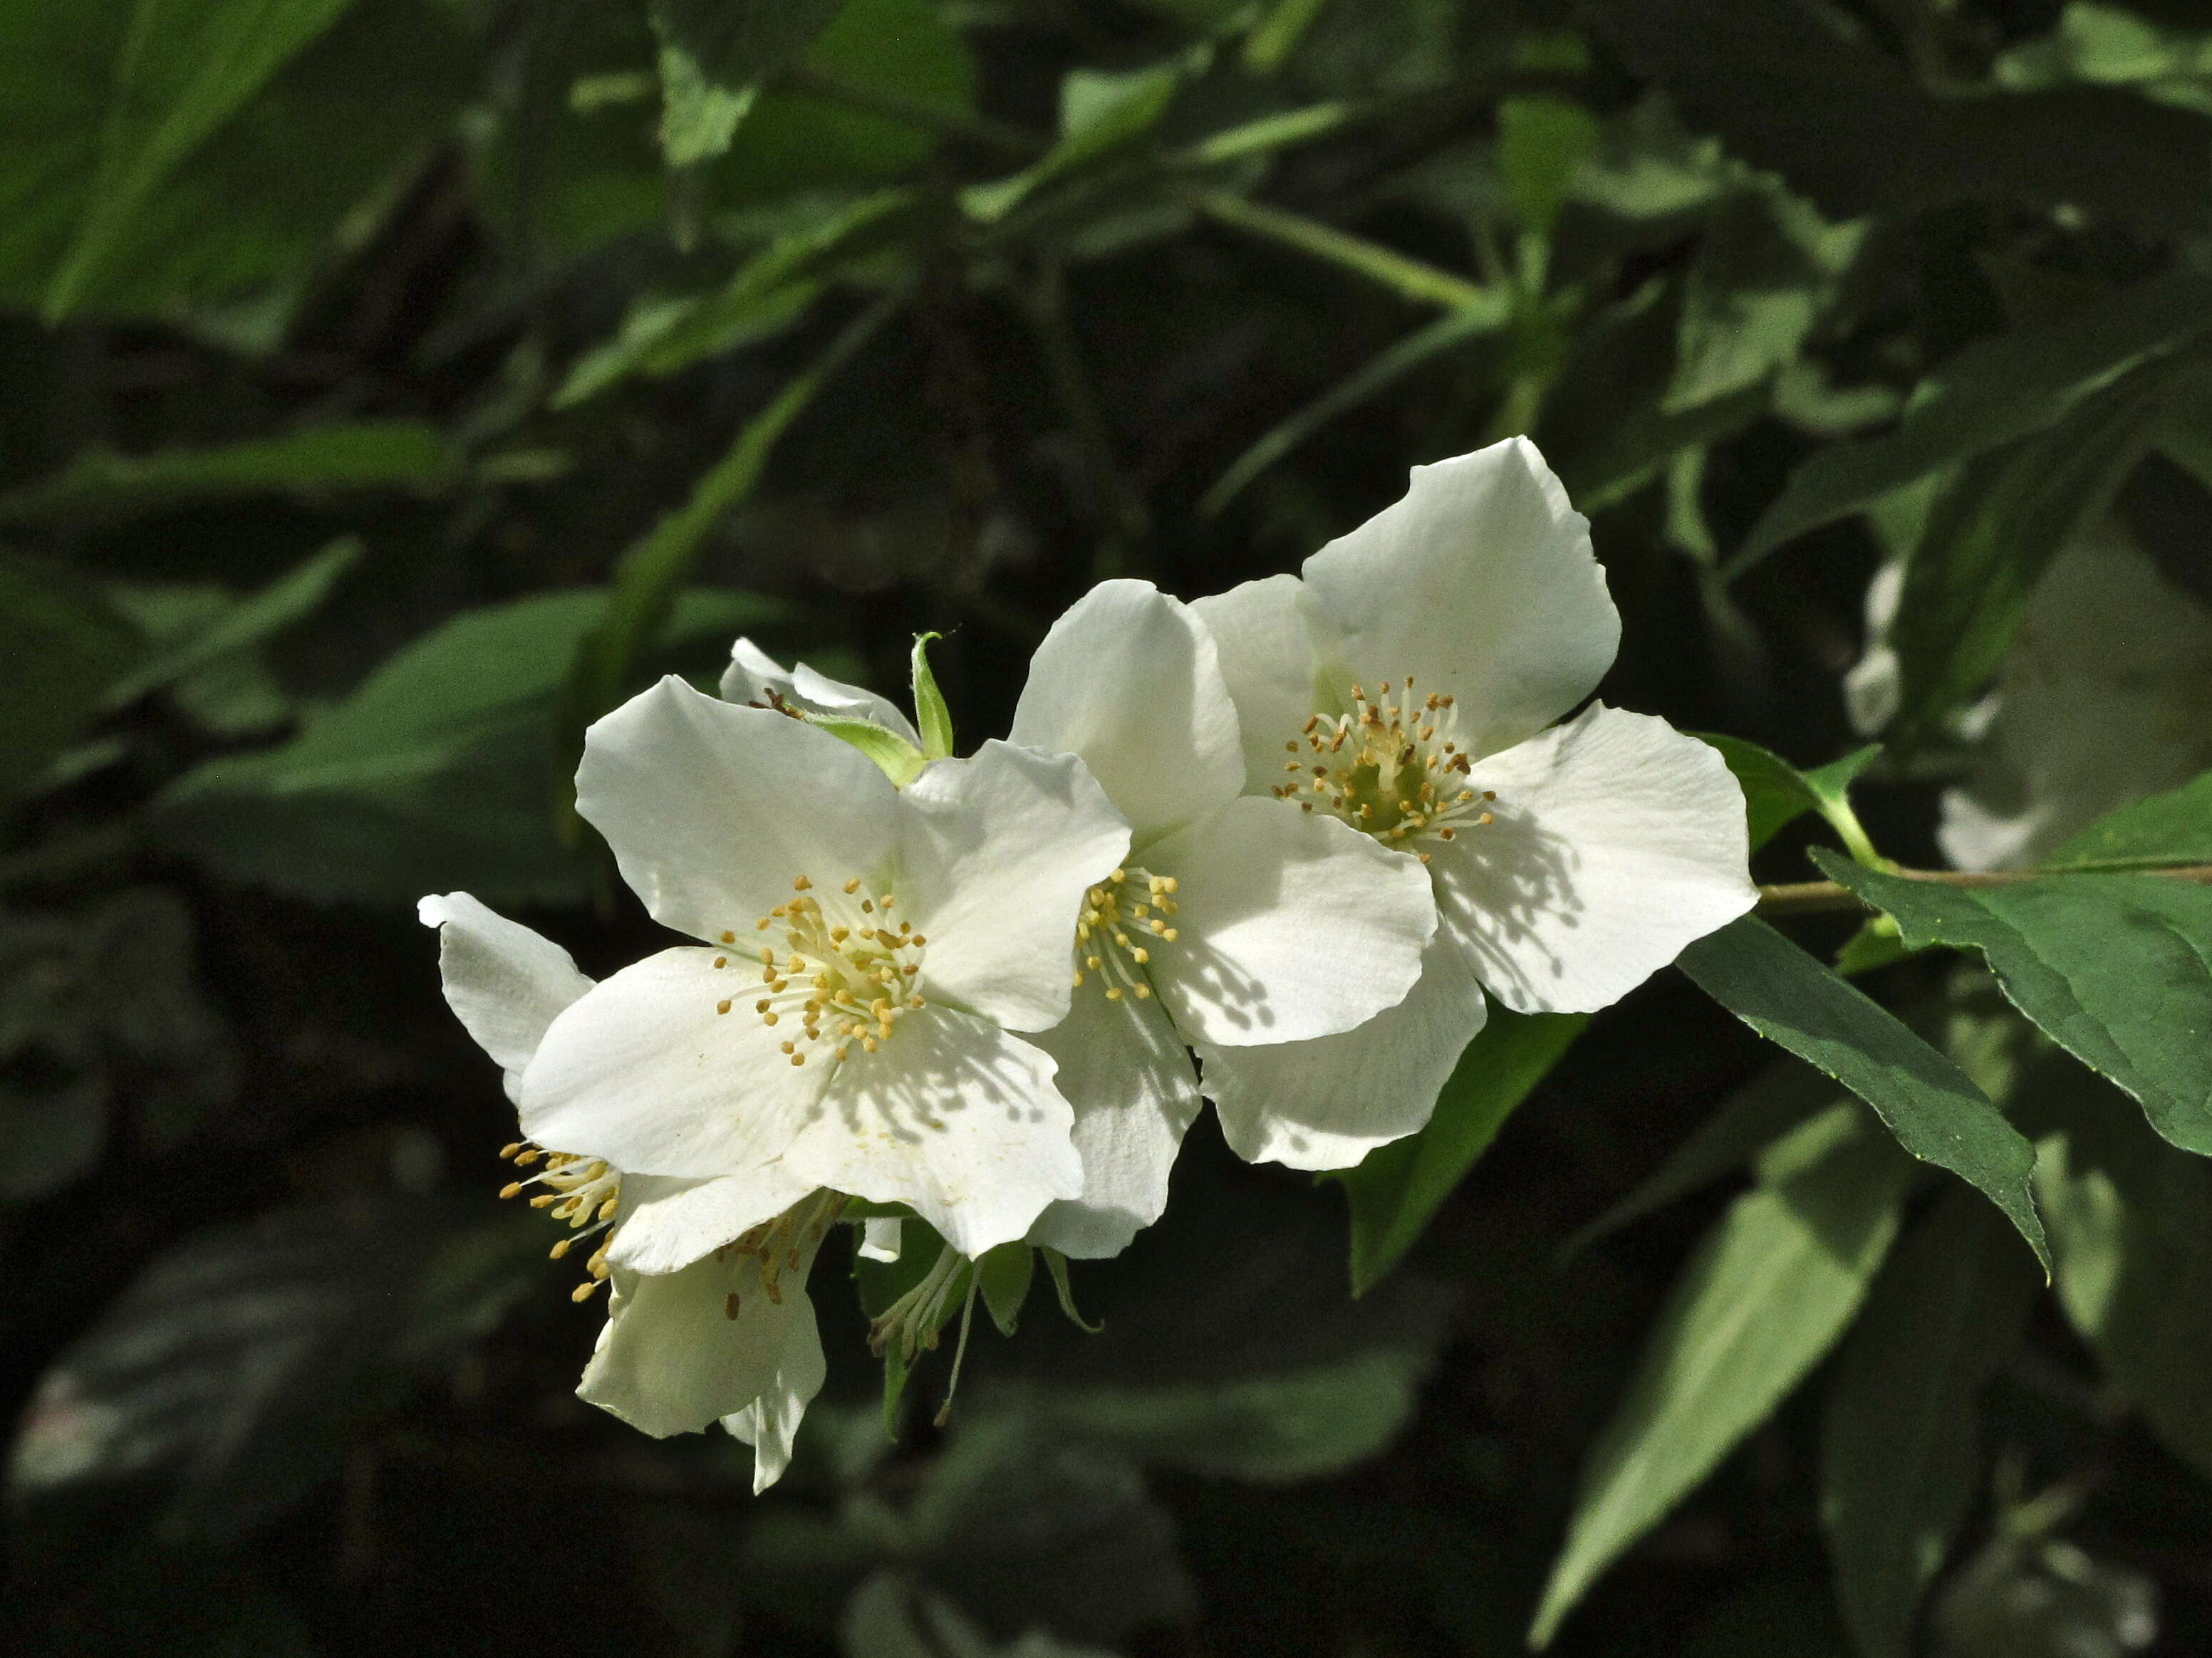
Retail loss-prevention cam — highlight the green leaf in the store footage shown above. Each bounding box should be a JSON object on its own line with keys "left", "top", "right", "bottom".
{"left": 975, "top": 1244, "right": 1034, "bottom": 1338}
{"left": 43, "top": 0, "right": 359, "bottom": 317}
{"left": 105, "top": 538, "right": 359, "bottom": 709}
{"left": 2037, "top": 1090, "right": 2212, "bottom": 1482}
{"left": 910, "top": 632, "right": 954, "bottom": 761}
{"left": 1530, "top": 1104, "right": 1916, "bottom": 1647}
{"left": 649, "top": 0, "right": 842, "bottom": 166}
{"left": 1496, "top": 97, "right": 1600, "bottom": 238}
{"left": 1821, "top": 1187, "right": 2042, "bottom": 1658}
{"left": 0, "top": 421, "right": 460, "bottom": 525}
{"left": 1199, "top": 295, "right": 1513, "bottom": 516}
{"left": 1887, "top": 365, "right": 2180, "bottom": 748}
{"left": 1676, "top": 915, "right": 2050, "bottom": 1272}
{"left": 963, "top": 54, "right": 1193, "bottom": 221}
{"left": 1326, "top": 1008, "right": 1584, "bottom": 1295}
{"left": 0, "top": 555, "right": 144, "bottom": 798}
{"left": 554, "top": 293, "right": 900, "bottom": 819}
{"left": 1696, "top": 734, "right": 1881, "bottom": 857}
{"left": 2049, "top": 766, "right": 2212, "bottom": 871}
{"left": 153, "top": 587, "right": 784, "bottom": 907}
{"left": 1817, "top": 853, "right": 2212, "bottom": 1157}
{"left": 1731, "top": 268, "right": 2212, "bottom": 573}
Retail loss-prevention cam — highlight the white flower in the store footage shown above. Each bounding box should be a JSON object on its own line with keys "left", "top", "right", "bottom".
{"left": 721, "top": 636, "right": 924, "bottom": 746}
{"left": 1004, "top": 580, "right": 1436, "bottom": 1253}
{"left": 419, "top": 891, "right": 831, "bottom": 1490}
{"left": 1188, "top": 437, "right": 1757, "bottom": 1168}
{"left": 519, "top": 675, "right": 1131, "bottom": 1267}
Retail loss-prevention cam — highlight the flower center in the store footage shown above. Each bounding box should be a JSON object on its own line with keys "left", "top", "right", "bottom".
{"left": 711, "top": 874, "right": 928, "bottom": 1065}
{"left": 1272, "top": 677, "right": 1498, "bottom": 860}
{"left": 1071, "top": 865, "right": 1177, "bottom": 1002}
{"left": 721, "top": 1189, "right": 846, "bottom": 1313}
{"left": 498, "top": 1141, "right": 621, "bottom": 1300}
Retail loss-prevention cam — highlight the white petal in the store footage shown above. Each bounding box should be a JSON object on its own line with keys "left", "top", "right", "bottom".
{"left": 1303, "top": 437, "right": 1619, "bottom": 760}
{"left": 576, "top": 676, "right": 900, "bottom": 942}
{"left": 721, "top": 637, "right": 923, "bottom": 747}
{"left": 606, "top": 1170, "right": 816, "bottom": 1275}
{"left": 1023, "top": 982, "right": 1200, "bottom": 1259}
{"left": 1008, "top": 579, "right": 1244, "bottom": 843}
{"left": 898, "top": 740, "right": 1129, "bottom": 1031}
{"left": 722, "top": 1293, "right": 829, "bottom": 1493}
{"left": 519, "top": 946, "right": 834, "bottom": 1179}
{"left": 578, "top": 1248, "right": 822, "bottom": 1444}
{"left": 1189, "top": 573, "right": 1334, "bottom": 791}
{"left": 1442, "top": 704, "right": 1755, "bottom": 1013}
{"left": 858, "top": 1216, "right": 903, "bottom": 1263}
{"left": 417, "top": 893, "right": 593, "bottom": 1102}
{"left": 1199, "top": 932, "right": 1489, "bottom": 1169}
{"left": 1142, "top": 797, "right": 1434, "bottom": 1046}
{"left": 782, "top": 1006, "right": 1084, "bottom": 1257}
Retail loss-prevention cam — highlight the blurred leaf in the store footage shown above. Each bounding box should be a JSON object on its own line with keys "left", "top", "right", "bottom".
{"left": 1326, "top": 1008, "right": 1584, "bottom": 1295}
{"left": 105, "top": 538, "right": 358, "bottom": 709}
{"left": 0, "top": 1073, "right": 108, "bottom": 1203}
{"left": 1530, "top": 1104, "right": 1916, "bottom": 1647}
{"left": 555, "top": 294, "right": 900, "bottom": 822}
{"left": 554, "top": 189, "right": 910, "bottom": 406}
{"left": 1935, "top": 1531, "right": 2161, "bottom": 1658}
{"left": 1678, "top": 915, "right": 2049, "bottom": 1270}
{"left": 965, "top": 53, "right": 1193, "bottom": 221}
{"left": 154, "top": 586, "right": 785, "bottom": 907}
{"left": 2049, "top": 766, "right": 2212, "bottom": 872}
{"left": 843, "top": 1571, "right": 1122, "bottom": 1658}
{"left": 1818, "top": 853, "right": 2212, "bottom": 1158}
{"left": 1734, "top": 269, "right": 2212, "bottom": 572}
{"left": 1496, "top": 97, "right": 1600, "bottom": 237}
{"left": 1821, "top": 1187, "right": 2042, "bottom": 1658}
{"left": 42, "top": 0, "right": 359, "bottom": 317}
{"left": 1696, "top": 734, "right": 1881, "bottom": 855}
{"left": 649, "top": 0, "right": 841, "bottom": 166}
{"left": 1666, "top": 183, "right": 1861, "bottom": 413}
{"left": 0, "top": 555, "right": 143, "bottom": 798}
{"left": 1887, "top": 367, "right": 2179, "bottom": 748}
{"left": 0, "top": 422, "right": 459, "bottom": 525}
{"left": 1200, "top": 293, "right": 1512, "bottom": 516}
{"left": 5, "top": 1196, "right": 541, "bottom": 1546}
{"left": 1997, "top": 4, "right": 2212, "bottom": 118}
{"left": 2037, "top": 1091, "right": 2212, "bottom": 1484}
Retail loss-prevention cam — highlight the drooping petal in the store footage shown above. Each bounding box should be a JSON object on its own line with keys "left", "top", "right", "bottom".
{"left": 783, "top": 1006, "right": 1083, "bottom": 1257}
{"left": 1440, "top": 703, "right": 1755, "bottom": 1013}
{"left": 1198, "top": 931, "right": 1488, "bottom": 1170}
{"left": 417, "top": 892, "right": 593, "bottom": 1102}
{"left": 1024, "top": 981, "right": 1200, "bottom": 1259}
{"left": 1007, "top": 579, "right": 1244, "bottom": 845}
{"left": 721, "top": 637, "right": 923, "bottom": 749}
{"left": 1302, "top": 438, "right": 1619, "bottom": 761}
{"left": 576, "top": 676, "right": 900, "bottom": 943}
{"left": 1141, "top": 796, "right": 1434, "bottom": 1047}
{"left": 608, "top": 1170, "right": 816, "bottom": 1275}
{"left": 858, "top": 1217, "right": 903, "bottom": 1262}
{"left": 579, "top": 1249, "right": 822, "bottom": 1461}
{"left": 722, "top": 1290, "right": 829, "bottom": 1493}
{"left": 1189, "top": 573, "right": 1334, "bottom": 791}
{"left": 519, "top": 946, "right": 835, "bottom": 1179}
{"left": 899, "top": 740, "right": 1129, "bottom": 1032}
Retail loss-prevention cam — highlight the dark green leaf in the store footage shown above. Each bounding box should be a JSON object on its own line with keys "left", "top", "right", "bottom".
{"left": 1530, "top": 1104, "right": 1916, "bottom": 1647}
{"left": 1696, "top": 734, "right": 1880, "bottom": 855}
{"left": 1326, "top": 1008, "right": 1584, "bottom": 1295}
{"left": 1821, "top": 1187, "right": 2042, "bottom": 1658}
{"left": 1817, "top": 853, "right": 2212, "bottom": 1157}
{"left": 1677, "top": 914, "right": 2050, "bottom": 1271}
{"left": 1496, "top": 97, "right": 1600, "bottom": 237}
{"left": 2049, "top": 766, "right": 2212, "bottom": 871}
{"left": 0, "top": 555, "right": 144, "bottom": 797}
{"left": 1733, "top": 269, "right": 2212, "bottom": 571}
{"left": 649, "top": 0, "right": 842, "bottom": 166}
{"left": 963, "top": 53, "right": 1194, "bottom": 221}
{"left": 105, "top": 538, "right": 359, "bottom": 708}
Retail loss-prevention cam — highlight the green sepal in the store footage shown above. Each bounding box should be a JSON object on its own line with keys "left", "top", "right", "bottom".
{"left": 1041, "top": 1247, "right": 1101, "bottom": 1333}
{"left": 976, "top": 1242, "right": 1034, "bottom": 1336}
{"left": 807, "top": 714, "right": 924, "bottom": 786}
{"left": 910, "top": 632, "right": 955, "bottom": 761}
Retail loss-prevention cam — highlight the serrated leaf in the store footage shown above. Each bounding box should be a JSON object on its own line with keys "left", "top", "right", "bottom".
{"left": 1326, "top": 1008, "right": 1584, "bottom": 1295}
{"left": 2049, "top": 766, "right": 2212, "bottom": 871}
{"left": 1821, "top": 1187, "right": 2042, "bottom": 1658}
{"left": 1677, "top": 914, "right": 2050, "bottom": 1271}
{"left": 1817, "top": 853, "right": 2212, "bottom": 1156}
{"left": 1530, "top": 1104, "right": 1916, "bottom": 1647}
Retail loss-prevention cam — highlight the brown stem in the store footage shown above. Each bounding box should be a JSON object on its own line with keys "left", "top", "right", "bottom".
{"left": 1756, "top": 863, "right": 2212, "bottom": 917}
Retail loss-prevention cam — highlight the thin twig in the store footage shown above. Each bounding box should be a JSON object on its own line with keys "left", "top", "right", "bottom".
{"left": 1756, "top": 862, "right": 2212, "bottom": 916}
{"left": 1188, "top": 188, "right": 1488, "bottom": 311}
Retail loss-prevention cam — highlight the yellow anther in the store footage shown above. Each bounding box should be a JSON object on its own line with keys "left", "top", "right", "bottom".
{"left": 844, "top": 877, "right": 861, "bottom": 894}
{"left": 793, "top": 875, "right": 811, "bottom": 891}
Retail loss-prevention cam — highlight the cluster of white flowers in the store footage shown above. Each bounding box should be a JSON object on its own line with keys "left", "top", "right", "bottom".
{"left": 420, "top": 439, "right": 1755, "bottom": 1491}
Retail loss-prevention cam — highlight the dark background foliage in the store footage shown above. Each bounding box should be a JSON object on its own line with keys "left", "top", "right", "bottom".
{"left": 5, "top": 1, "right": 2212, "bottom": 1654}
